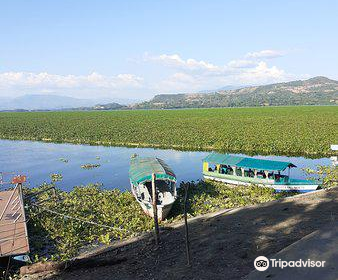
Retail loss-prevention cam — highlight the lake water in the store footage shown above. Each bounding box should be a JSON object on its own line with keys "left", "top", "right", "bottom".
{"left": 0, "top": 139, "right": 331, "bottom": 191}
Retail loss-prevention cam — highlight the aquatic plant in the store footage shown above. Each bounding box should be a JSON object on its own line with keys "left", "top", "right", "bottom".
{"left": 80, "top": 164, "right": 101, "bottom": 169}
{"left": 50, "top": 173, "right": 63, "bottom": 182}
{"left": 170, "top": 180, "right": 286, "bottom": 218}
{"left": 25, "top": 180, "right": 287, "bottom": 261}
{"left": 25, "top": 184, "right": 153, "bottom": 261}
{"left": 304, "top": 165, "right": 338, "bottom": 188}
{"left": 0, "top": 106, "right": 336, "bottom": 157}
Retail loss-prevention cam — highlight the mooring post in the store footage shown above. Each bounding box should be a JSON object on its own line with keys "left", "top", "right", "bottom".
{"left": 183, "top": 182, "right": 191, "bottom": 266}
{"left": 152, "top": 173, "right": 160, "bottom": 245}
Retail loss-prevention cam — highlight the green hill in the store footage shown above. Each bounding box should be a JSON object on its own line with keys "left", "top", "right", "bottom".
{"left": 135, "top": 76, "right": 338, "bottom": 109}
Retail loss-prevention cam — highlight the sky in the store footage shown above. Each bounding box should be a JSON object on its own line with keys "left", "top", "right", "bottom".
{"left": 1, "top": 0, "right": 338, "bottom": 100}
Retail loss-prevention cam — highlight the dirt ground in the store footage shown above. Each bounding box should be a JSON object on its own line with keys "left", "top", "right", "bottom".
{"left": 31, "top": 188, "right": 338, "bottom": 280}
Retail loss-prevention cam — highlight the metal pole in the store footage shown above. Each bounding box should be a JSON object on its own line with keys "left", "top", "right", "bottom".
{"left": 184, "top": 182, "right": 191, "bottom": 266}
{"left": 152, "top": 173, "right": 160, "bottom": 245}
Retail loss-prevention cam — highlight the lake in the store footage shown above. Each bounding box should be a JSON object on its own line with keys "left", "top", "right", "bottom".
{"left": 0, "top": 139, "right": 331, "bottom": 191}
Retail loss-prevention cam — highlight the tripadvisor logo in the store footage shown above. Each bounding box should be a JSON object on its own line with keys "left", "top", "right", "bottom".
{"left": 254, "top": 256, "right": 326, "bottom": 271}
{"left": 254, "top": 256, "right": 269, "bottom": 271}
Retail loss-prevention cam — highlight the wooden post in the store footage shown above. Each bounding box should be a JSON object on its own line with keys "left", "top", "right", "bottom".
{"left": 152, "top": 173, "right": 160, "bottom": 245}
{"left": 183, "top": 182, "right": 191, "bottom": 266}
{"left": 4, "top": 256, "right": 11, "bottom": 280}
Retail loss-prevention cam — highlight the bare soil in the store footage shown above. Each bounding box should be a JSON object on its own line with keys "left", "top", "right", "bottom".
{"left": 30, "top": 188, "right": 338, "bottom": 280}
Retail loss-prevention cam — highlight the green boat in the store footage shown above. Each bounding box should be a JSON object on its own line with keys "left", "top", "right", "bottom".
{"left": 129, "top": 155, "right": 177, "bottom": 220}
{"left": 203, "top": 153, "right": 319, "bottom": 192}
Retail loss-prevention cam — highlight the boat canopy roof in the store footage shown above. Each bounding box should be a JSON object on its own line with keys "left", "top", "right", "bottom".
{"left": 129, "top": 156, "right": 176, "bottom": 185}
{"left": 203, "top": 153, "right": 296, "bottom": 172}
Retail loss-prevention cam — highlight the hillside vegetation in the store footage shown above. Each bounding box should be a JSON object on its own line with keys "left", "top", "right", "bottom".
{"left": 135, "top": 77, "right": 338, "bottom": 109}
{"left": 0, "top": 106, "right": 336, "bottom": 156}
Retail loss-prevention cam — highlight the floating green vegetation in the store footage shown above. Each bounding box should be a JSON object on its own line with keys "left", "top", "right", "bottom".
{"left": 80, "top": 163, "right": 101, "bottom": 169}
{"left": 304, "top": 165, "right": 338, "bottom": 188}
{"left": 50, "top": 173, "right": 63, "bottom": 182}
{"left": 59, "top": 158, "right": 69, "bottom": 163}
{"left": 25, "top": 184, "right": 153, "bottom": 261}
{"left": 25, "top": 181, "right": 288, "bottom": 261}
{"left": 169, "top": 180, "right": 290, "bottom": 219}
{"left": 0, "top": 106, "right": 336, "bottom": 157}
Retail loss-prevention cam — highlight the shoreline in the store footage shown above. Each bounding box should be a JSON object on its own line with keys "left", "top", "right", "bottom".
{"left": 23, "top": 182, "right": 292, "bottom": 262}
{"left": 20, "top": 186, "right": 338, "bottom": 279}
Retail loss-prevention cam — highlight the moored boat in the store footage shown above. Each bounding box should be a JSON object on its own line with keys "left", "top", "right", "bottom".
{"left": 129, "top": 155, "right": 177, "bottom": 220}
{"left": 202, "top": 153, "right": 320, "bottom": 192}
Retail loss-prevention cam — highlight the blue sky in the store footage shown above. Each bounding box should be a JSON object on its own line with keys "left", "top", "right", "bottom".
{"left": 1, "top": 0, "right": 337, "bottom": 100}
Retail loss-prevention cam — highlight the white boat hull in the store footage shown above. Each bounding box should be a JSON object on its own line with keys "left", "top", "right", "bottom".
{"left": 134, "top": 198, "right": 174, "bottom": 221}
{"left": 203, "top": 175, "right": 319, "bottom": 193}
{"left": 130, "top": 183, "right": 175, "bottom": 220}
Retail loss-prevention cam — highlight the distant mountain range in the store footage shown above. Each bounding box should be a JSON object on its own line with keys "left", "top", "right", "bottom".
{"left": 134, "top": 76, "right": 338, "bottom": 109}
{"left": 0, "top": 76, "right": 337, "bottom": 111}
{"left": 0, "top": 94, "right": 138, "bottom": 111}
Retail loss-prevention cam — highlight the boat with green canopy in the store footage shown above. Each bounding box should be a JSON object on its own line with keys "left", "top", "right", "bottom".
{"left": 202, "top": 153, "right": 319, "bottom": 192}
{"left": 129, "top": 154, "right": 177, "bottom": 220}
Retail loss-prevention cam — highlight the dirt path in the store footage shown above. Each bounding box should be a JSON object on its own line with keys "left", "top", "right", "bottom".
{"left": 39, "top": 188, "right": 338, "bottom": 280}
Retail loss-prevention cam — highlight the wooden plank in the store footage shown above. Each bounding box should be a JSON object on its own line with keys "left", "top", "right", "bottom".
{"left": 0, "top": 185, "right": 29, "bottom": 257}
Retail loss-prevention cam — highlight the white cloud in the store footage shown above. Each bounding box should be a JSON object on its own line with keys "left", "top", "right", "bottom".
{"left": 0, "top": 50, "right": 304, "bottom": 99}
{"left": 227, "top": 59, "right": 258, "bottom": 68}
{"left": 0, "top": 71, "right": 146, "bottom": 99}
{"left": 228, "top": 62, "right": 289, "bottom": 85}
{"left": 144, "top": 53, "right": 222, "bottom": 73}
{"left": 245, "top": 49, "right": 285, "bottom": 59}
{"left": 145, "top": 52, "right": 286, "bottom": 78}
{"left": 149, "top": 53, "right": 300, "bottom": 93}
{"left": 0, "top": 71, "right": 143, "bottom": 90}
